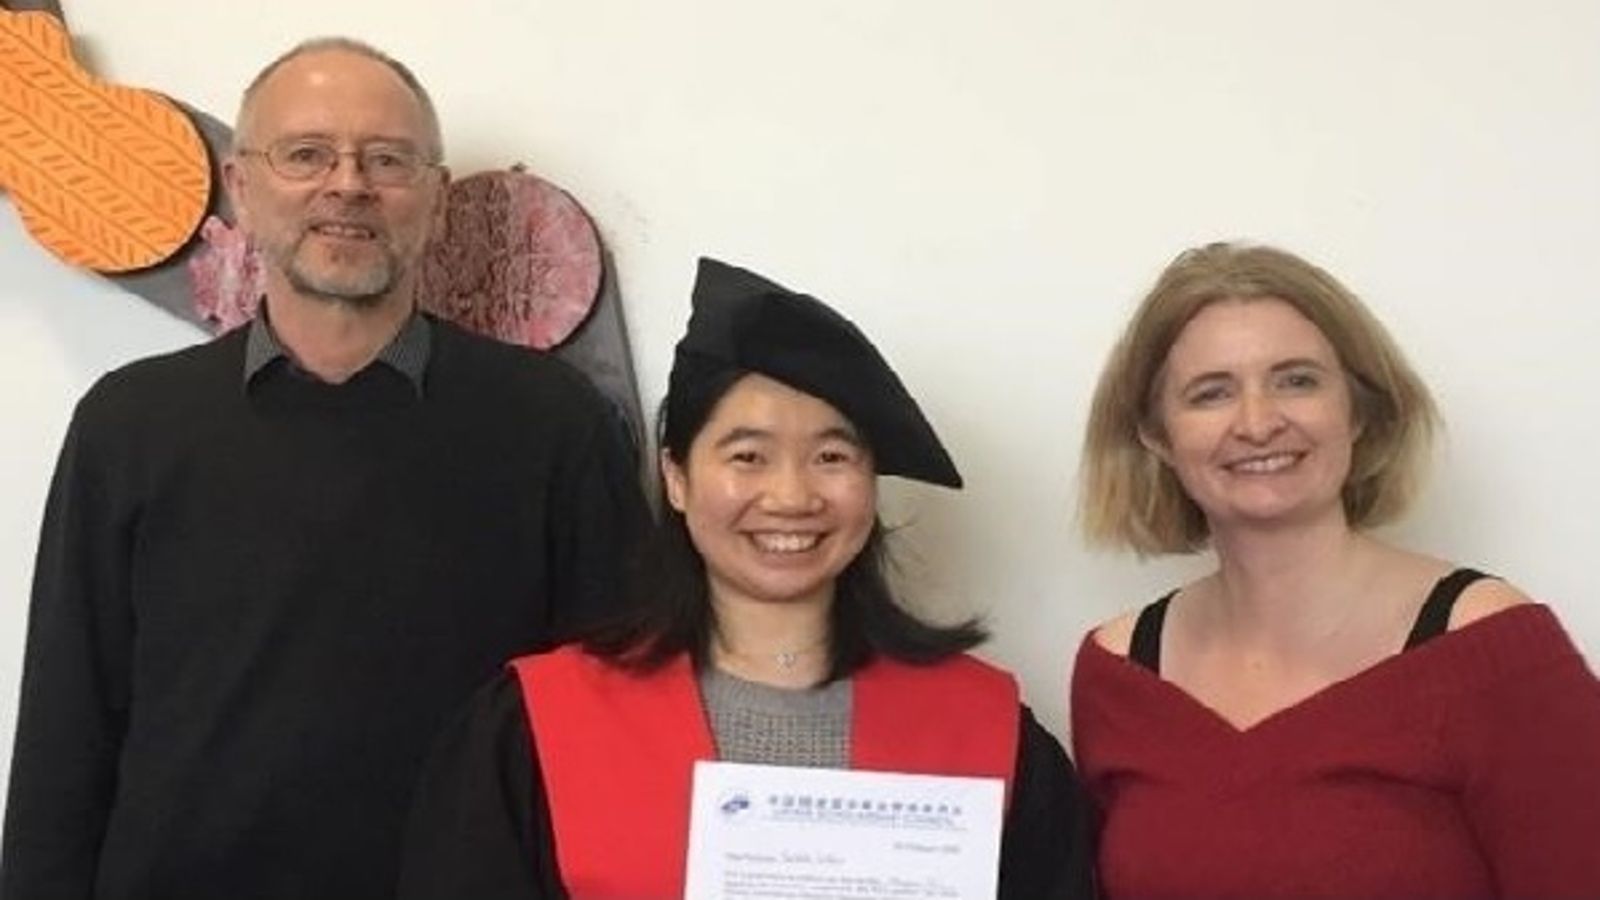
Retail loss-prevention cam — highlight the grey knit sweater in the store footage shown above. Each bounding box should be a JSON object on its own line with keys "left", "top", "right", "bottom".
{"left": 698, "top": 667, "right": 851, "bottom": 768}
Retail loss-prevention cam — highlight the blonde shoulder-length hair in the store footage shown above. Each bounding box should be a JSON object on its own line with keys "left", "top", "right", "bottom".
{"left": 1080, "top": 242, "right": 1439, "bottom": 554}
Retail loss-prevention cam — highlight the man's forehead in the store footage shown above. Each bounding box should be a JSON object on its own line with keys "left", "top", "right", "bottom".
{"left": 242, "top": 49, "right": 430, "bottom": 140}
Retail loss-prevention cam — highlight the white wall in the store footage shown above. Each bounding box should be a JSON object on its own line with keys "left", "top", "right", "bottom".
{"left": 3, "top": 2, "right": 1597, "bottom": 798}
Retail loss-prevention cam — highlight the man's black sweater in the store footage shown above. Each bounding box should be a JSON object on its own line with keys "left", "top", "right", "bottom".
{"left": 1, "top": 320, "right": 647, "bottom": 899}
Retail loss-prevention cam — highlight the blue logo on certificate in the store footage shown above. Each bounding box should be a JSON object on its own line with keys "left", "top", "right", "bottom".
{"left": 718, "top": 790, "right": 753, "bottom": 821}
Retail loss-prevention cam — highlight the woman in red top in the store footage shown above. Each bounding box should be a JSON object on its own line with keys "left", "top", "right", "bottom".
{"left": 400, "top": 257, "right": 1096, "bottom": 899}
{"left": 1072, "top": 241, "right": 1600, "bottom": 899}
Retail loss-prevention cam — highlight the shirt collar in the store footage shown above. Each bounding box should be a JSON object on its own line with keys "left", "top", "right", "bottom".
{"left": 243, "top": 303, "right": 432, "bottom": 395}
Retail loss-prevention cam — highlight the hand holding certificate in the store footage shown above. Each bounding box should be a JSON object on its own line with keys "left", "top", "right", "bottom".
{"left": 686, "top": 761, "right": 1005, "bottom": 899}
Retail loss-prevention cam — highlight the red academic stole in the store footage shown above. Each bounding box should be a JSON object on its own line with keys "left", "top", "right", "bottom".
{"left": 512, "top": 646, "right": 1020, "bottom": 900}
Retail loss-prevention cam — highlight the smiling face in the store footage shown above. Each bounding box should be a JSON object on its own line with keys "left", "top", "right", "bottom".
{"left": 663, "top": 374, "right": 877, "bottom": 616}
{"left": 1146, "top": 297, "right": 1360, "bottom": 534}
{"left": 224, "top": 48, "right": 446, "bottom": 309}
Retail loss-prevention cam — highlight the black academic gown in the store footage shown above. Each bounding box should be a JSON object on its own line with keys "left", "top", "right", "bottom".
{"left": 397, "top": 672, "right": 1097, "bottom": 899}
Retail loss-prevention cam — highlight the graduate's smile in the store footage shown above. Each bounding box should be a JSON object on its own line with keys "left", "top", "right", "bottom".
{"left": 747, "top": 530, "right": 824, "bottom": 554}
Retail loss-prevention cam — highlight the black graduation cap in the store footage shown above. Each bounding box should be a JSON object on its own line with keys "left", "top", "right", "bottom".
{"left": 667, "top": 257, "right": 962, "bottom": 488}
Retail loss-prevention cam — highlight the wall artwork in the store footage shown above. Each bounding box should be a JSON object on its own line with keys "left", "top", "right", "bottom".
{"left": 0, "top": 8, "right": 209, "bottom": 271}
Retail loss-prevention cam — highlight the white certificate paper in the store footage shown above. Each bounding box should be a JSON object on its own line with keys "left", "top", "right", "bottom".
{"left": 684, "top": 760, "right": 1004, "bottom": 899}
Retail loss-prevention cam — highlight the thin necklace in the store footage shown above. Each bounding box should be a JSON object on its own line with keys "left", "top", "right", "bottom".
{"left": 713, "top": 632, "right": 829, "bottom": 672}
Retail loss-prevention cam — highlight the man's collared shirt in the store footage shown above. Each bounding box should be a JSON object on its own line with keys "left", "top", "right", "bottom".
{"left": 242, "top": 308, "right": 432, "bottom": 396}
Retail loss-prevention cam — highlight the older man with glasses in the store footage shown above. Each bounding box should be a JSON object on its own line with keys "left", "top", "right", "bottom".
{"left": 1, "top": 37, "right": 647, "bottom": 900}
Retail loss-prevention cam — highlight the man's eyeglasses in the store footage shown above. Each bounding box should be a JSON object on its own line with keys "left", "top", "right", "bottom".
{"left": 237, "top": 139, "right": 438, "bottom": 187}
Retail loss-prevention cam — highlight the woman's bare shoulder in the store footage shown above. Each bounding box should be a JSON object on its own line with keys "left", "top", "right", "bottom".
{"left": 1090, "top": 610, "right": 1141, "bottom": 656}
{"left": 1450, "top": 575, "right": 1532, "bottom": 631}
{"left": 1088, "top": 578, "right": 1205, "bottom": 656}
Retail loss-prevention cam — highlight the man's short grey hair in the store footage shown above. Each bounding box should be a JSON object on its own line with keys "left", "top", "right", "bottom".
{"left": 234, "top": 36, "right": 444, "bottom": 160}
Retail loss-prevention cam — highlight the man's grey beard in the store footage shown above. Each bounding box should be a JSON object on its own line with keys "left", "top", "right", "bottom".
{"left": 277, "top": 233, "right": 406, "bottom": 308}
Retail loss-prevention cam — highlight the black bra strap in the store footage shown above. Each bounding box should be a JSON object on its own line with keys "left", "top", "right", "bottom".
{"left": 1129, "top": 592, "right": 1176, "bottom": 674}
{"left": 1403, "top": 568, "right": 1492, "bottom": 650}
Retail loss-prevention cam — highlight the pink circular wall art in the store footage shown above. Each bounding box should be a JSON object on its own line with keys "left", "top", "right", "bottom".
{"left": 417, "top": 168, "right": 602, "bottom": 350}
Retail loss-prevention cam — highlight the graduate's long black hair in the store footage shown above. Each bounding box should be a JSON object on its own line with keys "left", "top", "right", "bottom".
{"left": 584, "top": 369, "right": 985, "bottom": 683}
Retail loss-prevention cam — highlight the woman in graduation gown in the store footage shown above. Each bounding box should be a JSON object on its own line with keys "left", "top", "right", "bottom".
{"left": 1071, "top": 241, "right": 1600, "bottom": 898}
{"left": 398, "top": 258, "right": 1097, "bottom": 899}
